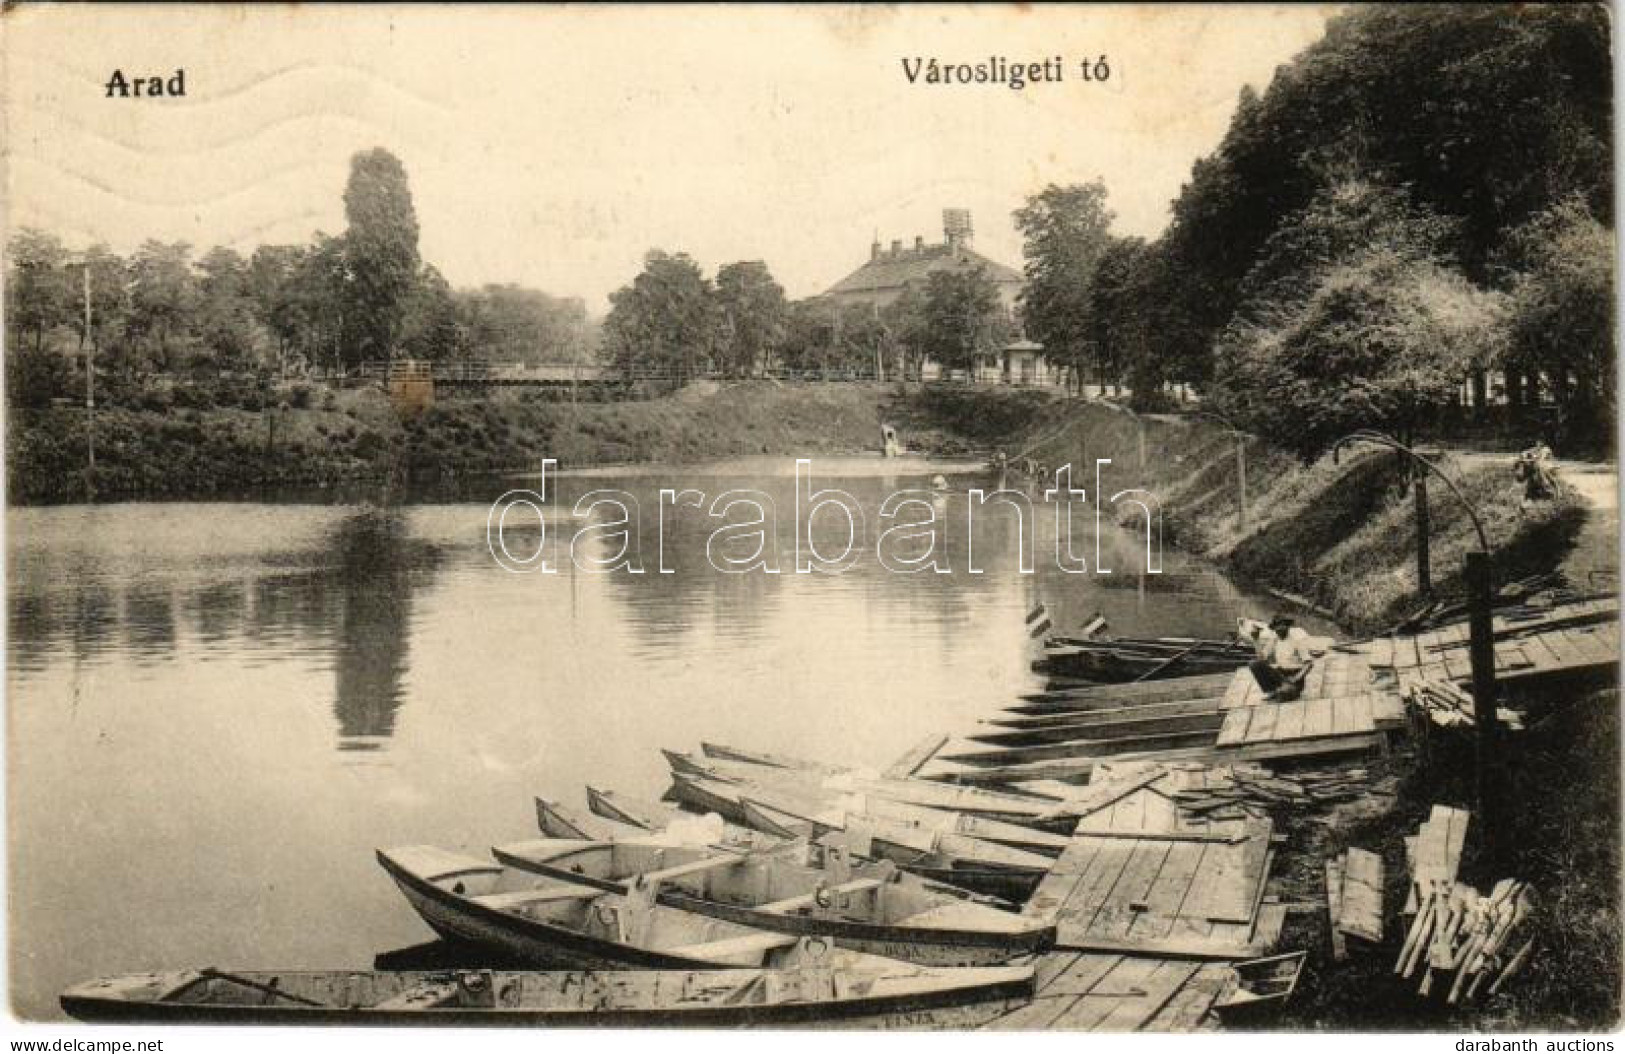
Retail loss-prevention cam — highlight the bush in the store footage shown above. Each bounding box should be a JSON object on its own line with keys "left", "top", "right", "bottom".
{"left": 286, "top": 383, "right": 313, "bottom": 410}
{"left": 7, "top": 348, "right": 73, "bottom": 409}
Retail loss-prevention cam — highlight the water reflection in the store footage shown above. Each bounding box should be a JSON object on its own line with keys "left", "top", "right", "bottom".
{"left": 7, "top": 461, "right": 1317, "bottom": 1021}
{"left": 331, "top": 510, "right": 429, "bottom": 751}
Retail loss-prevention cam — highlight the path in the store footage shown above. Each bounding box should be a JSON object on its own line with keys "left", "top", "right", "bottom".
{"left": 1453, "top": 452, "right": 1617, "bottom": 590}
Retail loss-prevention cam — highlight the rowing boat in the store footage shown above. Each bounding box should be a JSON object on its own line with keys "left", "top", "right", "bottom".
{"left": 665, "top": 750, "right": 1076, "bottom": 830}
{"left": 492, "top": 837, "right": 1053, "bottom": 966}
{"left": 659, "top": 767, "right": 1068, "bottom": 855}
{"left": 379, "top": 844, "right": 920, "bottom": 972}
{"left": 61, "top": 963, "right": 1035, "bottom": 1027}
{"left": 536, "top": 796, "right": 647, "bottom": 840}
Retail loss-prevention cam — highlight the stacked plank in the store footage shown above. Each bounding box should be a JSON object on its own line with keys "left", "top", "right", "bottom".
{"left": 1403, "top": 679, "right": 1526, "bottom": 732}
{"left": 1395, "top": 806, "right": 1538, "bottom": 1002}
{"left": 1323, "top": 848, "right": 1383, "bottom": 962}
{"left": 1172, "top": 766, "right": 1378, "bottom": 820}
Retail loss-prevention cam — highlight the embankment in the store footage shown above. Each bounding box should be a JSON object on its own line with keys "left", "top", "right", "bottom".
{"left": 9, "top": 381, "right": 1016, "bottom": 505}
{"left": 10, "top": 382, "right": 1589, "bottom": 637}
{"left": 1001, "top": 398, "right": 1591, "bottom": 634}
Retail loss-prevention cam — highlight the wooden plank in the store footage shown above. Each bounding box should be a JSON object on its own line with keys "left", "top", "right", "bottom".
{"left": 1301, "top": 698, "right": 1335, "bottom": 739}
{"left": 1221, "top": 670, "right": 1256, "bottom": 710}
{"left": 1054, "top": 840, "right": 1138, "bottom": 942}
{"left": 1273, "top": 701, "right": 1308, "bottom": 742}
{"left": 1141, "top": 963, "right": 1232, "bottom": 1032}
{"left": 1338, "top": 848, "right": 1384, "bottom": 942}
{"left": 1093, "top": 959, "right": 1203, "bottom": 1032}
{"left": 1128, "top": 839, "right": 1210, "bottom": 942}
{"left": 1325, "top": 857, "right": 1348, "bottom": 962}
{"left": 1244, "top": 702, "right": 1280, "bottom": 744}
{"left": 882, "top": 733, "right": 949, "bottom": 779}
{"left": 1087, "top": 838, "right": 1175, "bottom": 941}
{"left": 1185, "top": 824, "right": 1272, "bottom": 924}
{"left": 993, "top": 954, "right": 1122, "bottom": 1030}
{"left": 1057, "top": 957, "right": 1163, "bottom": 1031}
{"left": 1370, "top": 691, "right": 1407, "bottom": 726}
{"left": 1215, "top": 707, "right": 1252, "bottom": 747}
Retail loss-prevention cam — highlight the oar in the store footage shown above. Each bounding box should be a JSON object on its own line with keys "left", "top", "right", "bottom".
{"left": 1131, "top": 640, "right": 1213, "bottom": 683}
{"left": 199, "top": 968, "right": 330, "bottom": 1008}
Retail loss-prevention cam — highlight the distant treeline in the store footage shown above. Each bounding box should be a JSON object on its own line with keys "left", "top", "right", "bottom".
{"left": 600, "top": 251, "right": 1011, "bottom": 383}
{"left": 6, "top": 147, "right": 595, "bottom": 410}
{"left": 1016, "top": 5, "right": 1613, "bottom": 451}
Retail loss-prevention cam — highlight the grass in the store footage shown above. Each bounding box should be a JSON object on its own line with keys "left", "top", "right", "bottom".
{"left": 1267, "top": 687, "right": 1620, "bottom": 1031}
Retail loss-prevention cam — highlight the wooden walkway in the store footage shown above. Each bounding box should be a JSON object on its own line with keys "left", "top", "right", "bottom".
{"left": 1019, "top": 762, "right": 1285, "bottom": 961}
{"left": 1215, "top": 693, "right": 1407, "bottom": 748}
{"left": 1360, "top": 596, "right": 1618, "bottom": 690}
{"left": 989, "top": 952, "right": 1233, "bottom": 1031}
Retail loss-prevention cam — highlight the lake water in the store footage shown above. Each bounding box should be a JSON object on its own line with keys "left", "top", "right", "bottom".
{"left": 6, "top": 456, "right": 1293, "bottom": 1019}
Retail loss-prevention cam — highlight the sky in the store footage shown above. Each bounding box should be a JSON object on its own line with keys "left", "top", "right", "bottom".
{"left": 4, "top": 4, "right": 1335, "bottom": 312}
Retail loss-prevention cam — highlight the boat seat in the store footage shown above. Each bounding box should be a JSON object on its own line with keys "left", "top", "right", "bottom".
{"left": 471, "top": 886, "right": 605, "bottom": 910}
{"left": 757, "top": 877, "right": 885, "bottom": 913}
{"left": 666, "top": 932, "right": 799, "bottom": 961}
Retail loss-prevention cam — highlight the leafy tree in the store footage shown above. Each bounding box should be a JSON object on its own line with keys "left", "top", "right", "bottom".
{"left": 601, "top": 250, "right": 717, "bottom": 382}
{"left": 193, "top": 247, "right": 267, "bottom": 372}
{"left": 341, "top": 147, "right": 420, "bottom": 366}
{"left": 1499, "top": 197, "right": 1615, "bottom": 448}
{"left": 6, "top": 229, "right": 72, "bottom": 355}
{"left": 1214, "top": 247, "right": 1506, "bottom": 456}
{"left": 400, "top": 265, "right": 469, "bottom": 362}
{"left": 457, "top": 283, "right": 590, "bottom": 365}
{"left": 1150, "top": 5, "right": 1610, "bottom": 384}
{"left": 917, "top": 267, "right": 1011, "bottom": 379}
{"left": 126, "top": 241, "right": 198, "bottom": 372}
{"left": 713, "top": 261, "right": 786, "bottom": 377}
{"left": 1081, "top": 236, "right": 1150, "bottom": 396}
{"left": 1014, "top": 182, "right": 1115, "bottom": 382}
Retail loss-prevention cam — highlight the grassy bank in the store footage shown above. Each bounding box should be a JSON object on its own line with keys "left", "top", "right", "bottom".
{"left": 1006, "top": 401, "right": 1590, "bottom": 634}
{"left": 8, "top": 381, "right": 1023, "bottom": 504}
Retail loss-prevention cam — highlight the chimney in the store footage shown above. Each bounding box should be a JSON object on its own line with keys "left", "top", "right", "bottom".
{"left": 890, "top": 239, "right": 902, "bottom": 255}
{"left": 943, "top": 208, "right": 973, "bottom": 250}
{"left": 871, "top": 239, "right": 881, "bottom": 261}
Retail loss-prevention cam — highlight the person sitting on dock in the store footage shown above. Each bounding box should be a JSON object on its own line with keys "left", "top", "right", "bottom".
{"left": 1239, "top": 615, "right": 1313, "bottom": 701}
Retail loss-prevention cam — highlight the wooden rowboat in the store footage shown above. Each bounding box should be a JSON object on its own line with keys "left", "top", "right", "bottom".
{"left": 61, "top": 963, "right": 1035, "bottom": 1027}
{"left": 536, "top": 796, "right": 646, "bottom": 841}
{"left": 379, "top": 844, "right": 913, "bottom": 972}
{"left": 492, "top": 837, "right": 1053, "bottom": 966}
{"left": 732, "top": 794, "right": 1052, "bottom": 903}
{"left": 664, "top": 751, "right": 1075, "bottom": 830}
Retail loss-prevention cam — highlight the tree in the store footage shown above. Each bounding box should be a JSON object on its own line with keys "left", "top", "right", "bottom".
{"left": 917, "top": 267, "right": 1010, "bottom": 379}
{"left": 1081, "top": 236, "right": 1151, "bottom": 397}
{"left": 601, "top": 251, "right": 717, "bottom": 382}
{"left": 341, "top": 147, "right": 420, "bottom": 366}
{"left": 1499, "top": 197, "right": 1615, "bottom": 448}
{"left": 1214, "top": 247, "right": 1506, "bottom": 456}
{"left": 458, "top": 284, "right": 590, "bottom": 365}
{"left": 1146, "top": 5, "right": 1610, "bottom": 385}
{"left": 713, "top": 261, "right": 786, "bottom": 377}
{"left": 6, "top": 229, "right": 72, "bottom": 355}
{"left": 193, "top": 247, "right": 267, "bottom": 373}
{"left": 399, "top": 264, "right": 469, "bottom": 362}
{"left": 126, "top": 240, "right": 198, "bottom": 372}
{"left": 1013, "top": 182, "right": 1115, "bottom": 383}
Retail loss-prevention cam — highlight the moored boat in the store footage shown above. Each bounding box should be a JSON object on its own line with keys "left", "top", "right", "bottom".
{"left": 378, "top": 844, "right": 915, "bottom": 972}
{"left": 665, "top": 750, "right": 1077, "bottom": 831}
{"left": 492, "top": 837, "right": 1053, "bottom": 966}
{"left": 61, "top": 963, "right": 1035, "bottom": 1027}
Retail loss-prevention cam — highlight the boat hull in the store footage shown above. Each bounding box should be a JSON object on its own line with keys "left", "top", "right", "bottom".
{"left": 62, "top": 968, "right": 1035, "bottom": 1029}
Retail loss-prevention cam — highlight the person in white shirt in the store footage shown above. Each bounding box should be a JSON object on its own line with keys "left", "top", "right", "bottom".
{"left": 1237, "top": 615, "right": 1312, "bottom": 701}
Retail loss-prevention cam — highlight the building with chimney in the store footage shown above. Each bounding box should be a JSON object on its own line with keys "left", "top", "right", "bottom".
{"left": 824, "top": 209, "right": 1024, "bottom": 314}
{"left": 823, "top": 209, "right": 1049, "bottom": 383}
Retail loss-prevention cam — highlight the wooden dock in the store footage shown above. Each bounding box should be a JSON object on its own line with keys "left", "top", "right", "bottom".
{"left": 920, "top": 594, "right": 1618, "bottom": 1030}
